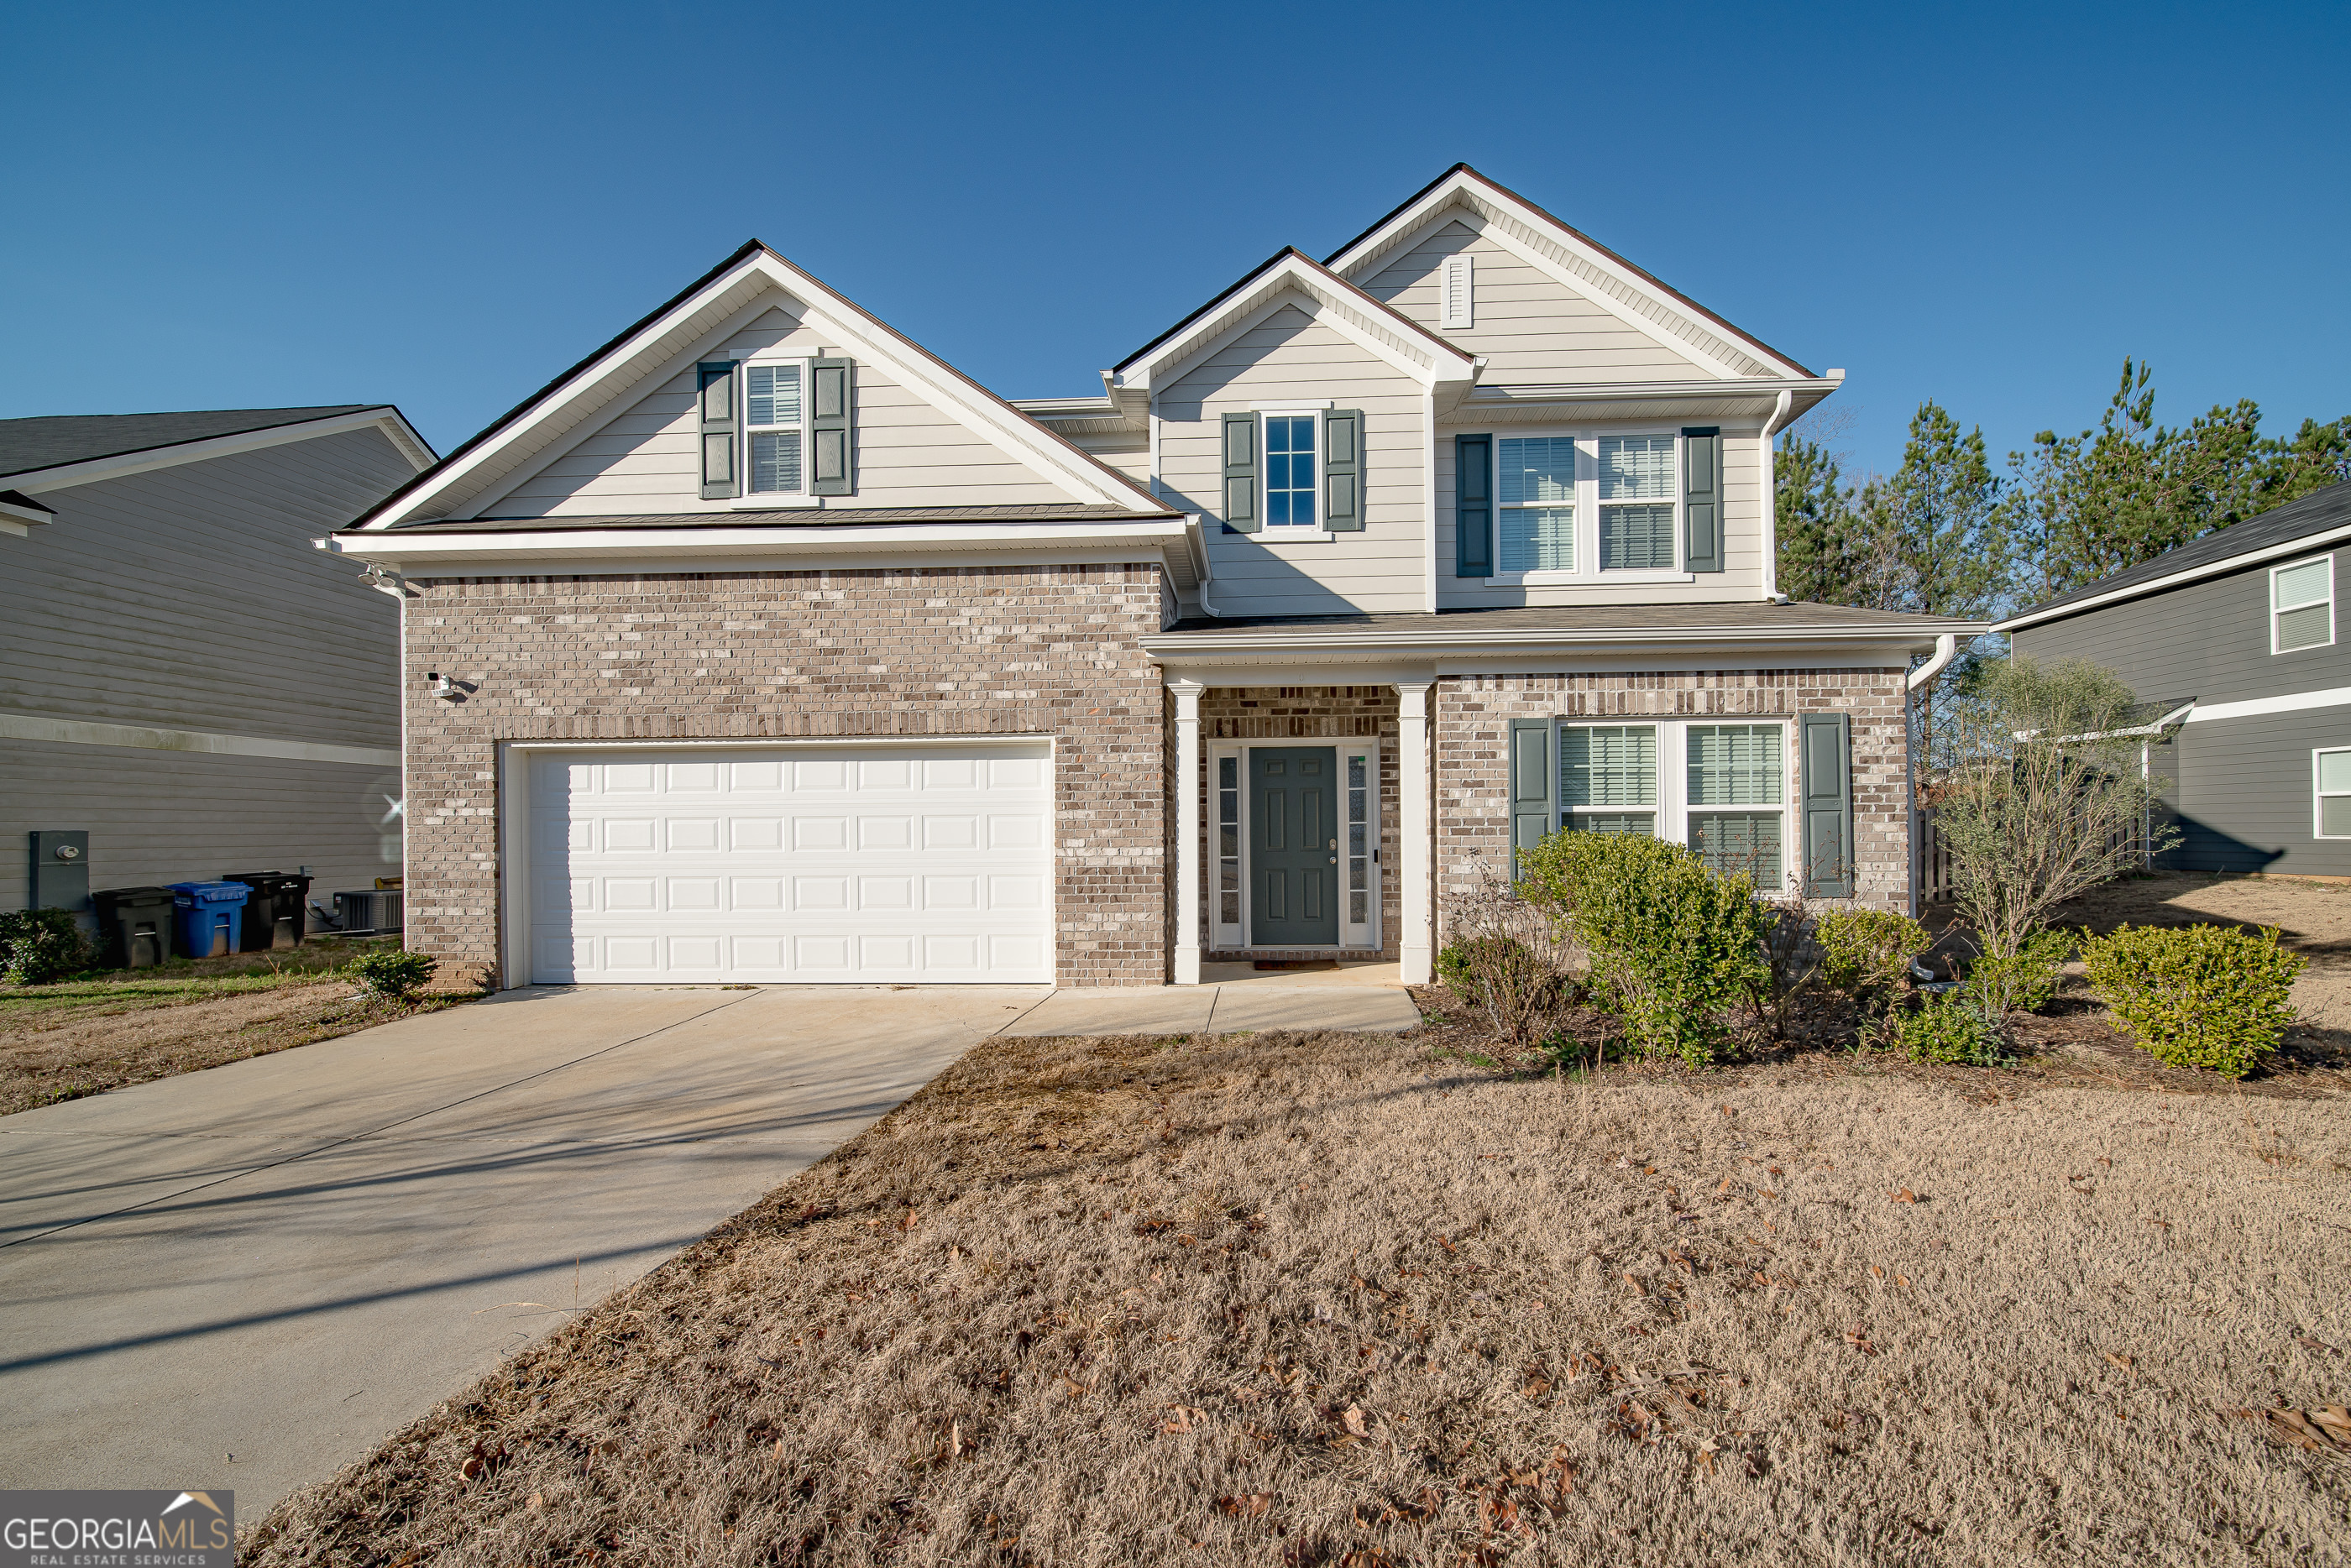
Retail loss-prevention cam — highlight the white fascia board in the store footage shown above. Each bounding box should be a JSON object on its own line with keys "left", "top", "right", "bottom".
{"left": 2185, "top": 686, "right": 2351, "bottom": 724}
{"left": 328, "top": 519, "right": 1192, "bottom": 572}
{"left": 1139, "top": 625, "right": 1964, "bottom": 664}
{"left": 1467, "top": 376, "right": 1836, "bottom": 406}
{"left": 12, "top": 407, "right": 435, "bottom": 495}
{"left": 0, "top": 494, "right": 55, "bottom": 525}
{"left": 1995, "top": 520, "right": 2351, "bottom": 633}
{"left": 1153, "top": 660, "right": 1442, "bottom": 688}
{"left": 1327, "top": 175, "right": 1804, "bottom": 382}
{"left": 1125, "top": 258, "right": 1471, "bottom": 392}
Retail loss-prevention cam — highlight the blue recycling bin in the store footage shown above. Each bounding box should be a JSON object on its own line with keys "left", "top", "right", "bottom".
{"left": 168, "top": 881, "right": 250, "bottom": 959}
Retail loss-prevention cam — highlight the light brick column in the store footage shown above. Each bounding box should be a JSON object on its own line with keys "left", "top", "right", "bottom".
{"left": 1395, "top": 679, "right": 1433, "bottom": 984}
{"left": 1169, "top": 677, "right": 1204, "bottom": 985}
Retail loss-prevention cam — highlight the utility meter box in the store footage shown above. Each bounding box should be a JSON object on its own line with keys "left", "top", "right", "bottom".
{"left": 29, "top": 830, "right": 90, "bottom": 912}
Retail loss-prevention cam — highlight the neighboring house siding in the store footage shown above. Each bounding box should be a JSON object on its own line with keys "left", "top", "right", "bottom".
{"left": 1432, "top": 666, "right": 1912, "bottom": 915}
{"left": 490, "top": 306, "right": 1084, "bottom": 517}
{"left": 0, "top": 741, "right": 400, "bottom": 912}
{"left": 1362, "top": 219, "right": 1708, "bottom": 384}
{"left": 1157, "top": 301, "right": 1426, "bottom": 616}
{"left": 2013, "top": 553, "right": 2351, "bottom": 707}
{"left": 401, "top": 563, "right": 1168, "bottom": 987}
{"left": 2143, "top": 713, "right": 2351, "bottom": 876}
{"left": 0, "top": 427, "right": 412, "bottom": 746}
{"left": 1432, "top": 424, "right": 1767, "bottom": 607}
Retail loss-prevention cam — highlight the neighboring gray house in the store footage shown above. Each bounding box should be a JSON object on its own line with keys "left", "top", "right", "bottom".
{"left": 2, "top": 405, "right": 436, "bottom": 917}
{"left": 1997, "top": 480, "right": 2351, "bottom": 875}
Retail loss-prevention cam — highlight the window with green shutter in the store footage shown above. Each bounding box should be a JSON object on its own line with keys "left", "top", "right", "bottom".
{"left": 697, "top": 361, "right": 739, "bottom": 499}
{"left": 1683, "top": 426, "right": 1722, "bottom": 572}
{"left": 1559, "top": 724, "right": 1657, "bottom": 836}
{"left": 810, "top": 357, "right": 855, "bottom": 495}
{"left": 1455, "top": 434, "right": 1492, "bottom": 577}
{"left": 1506, "top": 718, "right": 1554, "bottom": 875}
{"left": 1798, "top": 713, "right": 1854, "bottom": 897}
{"left": 1687, "top": 723, "right": 1787, "bottom": 885}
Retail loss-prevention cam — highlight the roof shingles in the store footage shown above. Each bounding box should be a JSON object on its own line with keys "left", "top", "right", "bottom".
{"left": 0, "top": 406, "right": 377, "bottom": 480}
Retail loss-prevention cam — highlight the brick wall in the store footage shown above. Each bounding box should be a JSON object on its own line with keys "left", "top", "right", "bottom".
{"left": 1433, "top": 668, "right": 1913, "bottom": 923}
{"left": 401, "top": 563, "right": 1169, "bottom": 987}
{"left": 1194, "top": 687, "right": 1402, "bottom": 961}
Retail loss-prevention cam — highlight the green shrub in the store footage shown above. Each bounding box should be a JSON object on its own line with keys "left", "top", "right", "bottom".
{"left": 1437, "top": 934, "right": 1563, "bottom": 1010}
{"left": 1897, "top": 990, "right": 2007, "bottom": 1067}
{"left": 1814, "top": 907, "right": 1929, "bottom": 1006}
{"left": 2080, "top": 923, "right": 2302, "bottom": 1079}
{"left": 348, "top": 947, "right": 437, "bottom": 1002}
{"left": 1519, "top": 829, "right": 1766, "bottom": 1069}
{"left": 0, "top": 909, "right": 98, "bottom": 987}
{"left": 1966, "top": 927, "right": 2073, "bottom": 1017}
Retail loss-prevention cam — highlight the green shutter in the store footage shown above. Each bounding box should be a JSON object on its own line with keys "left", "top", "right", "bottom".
{"left": 1507, "top": 718, "right": 1556, "bottom": 878}
{"left": 1323, "top": 408, "right": 1364, "bottom": 531}
{"left": 1683, "top": 426, "right": 1722, "bottom": 572}
{"left": 811, "top": 357, "right": 855, "bottom": 495}
{"left": 1455, "top": 433, "right": 1492, "bottom": 577}
{"left": 1799, "top": 712, "right": 1854, "bottom": 897}
{"left": 698, "top": 361, "right": 739, "bottom": 499}
{"left": 1221, "top": 411, "right": 1259, "bottom": 533}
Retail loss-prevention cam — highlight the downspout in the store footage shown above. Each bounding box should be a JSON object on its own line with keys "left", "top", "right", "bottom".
{"left": 1904, "top": 632, "right": 1959, "bottom": 916}
{"left": 1761, "top": 388, "right": 1796, "bottom": 602}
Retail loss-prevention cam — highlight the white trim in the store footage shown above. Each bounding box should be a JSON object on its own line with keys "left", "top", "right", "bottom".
{"left": 1996, "top": 521, "right": 2351, "bottom": 633}
{"left": 2270, "top": 552, "right": 2335, "bottom": 655}
{"left": 2315, "top": 746, "right": 2351, "bottom": 840}
{"left": 1207, "top": 740, "right": 1381, "bottom": 953}
{"left": 327, "top": 518, "right": 1193, "bottom": 573}
{"left": 742, "top": 354, "right": 813, "bottom": 499}
{"left": 0, "top": 494, "right": 55, "bottom": 527}
{"left": 1439, "top": 253, "right": 1473, "bottom": 331}
{"left": 0, "top": 710, "right": 398, "bottom": 768}
{"left": 1170, "top": 678, "right": 1205, "bottom": 984}
{"left": 1118, "top": 253, "right": 1477, "bottom": 393}
{"left": 496, "top": 734, "right": 1057, "bottom": 992}
{"left": 1259, "top": 408, "right": 1325, "bottom": 539}
{"left": 2184, "top": 685, "right": 2351, "bottom": 724}
{"left": 10, "top": 409, "right": 435, "bottom": 495}
{"left": 1395, "top": 681, "right": 1432, "bottom": 984}
{"left": 1552, "top": 717, "right": 1796, "bottom": 894}
{"left": 1422, "top": 387, "right": 1438, "bottom": 613}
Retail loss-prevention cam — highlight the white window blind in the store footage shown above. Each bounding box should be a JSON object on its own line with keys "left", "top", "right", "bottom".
{"left": 1498, "top": 436, "right": 1575, "bottom": 573}
{"left": 2274, "top": 557, "right": 2333, "bottom": 653}
{"left": 2318, "top": 749, "right": 2351, "bottom": 838}
{"left": 746, "top": 363, "right": 804, "bottom": 495}
{"left": 1598, "top": 435, "right": 1677, "bottom": 571}
{"left": 1687, "top": 724, "right": 1785, "bottom": 883}
{"left": 1561, "top": 724, "right": 1657, "bottom": 836}
{"left": 1440, "top": 254, "right": 1474, "bottom": 330}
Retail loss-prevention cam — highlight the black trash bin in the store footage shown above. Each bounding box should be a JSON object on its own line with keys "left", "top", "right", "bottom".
{"left": 92, "top": 886, "right": 176, "bottom": 970}
{"left": 221, "top": 870, "right": 312, "bottom": 951}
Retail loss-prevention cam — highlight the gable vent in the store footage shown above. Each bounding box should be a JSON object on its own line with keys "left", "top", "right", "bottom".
{"left": 1439, "top": 253, "right": 1474, "bottom": 331}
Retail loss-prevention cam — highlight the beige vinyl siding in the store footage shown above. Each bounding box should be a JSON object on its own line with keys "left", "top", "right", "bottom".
{"left": 1366, "top": 221, "right": 1707, "bottom": 384}
{"left": 493, "top": 304, "right": 1083, "bottom": 516}
{"left": 1435, "top": 424, "right": 1767, "bottom": 608}
{"left": 1061, "top": 431, "right": 1149, "bottom": 483}
{"left": 0, "top": 739, "right": 399, "bottom": 913}
{"left": 1158, "top": 301, "right": 1425, "bottom": 616}
{"left": 1, "top": 427, "right": 411, "bottom": 748}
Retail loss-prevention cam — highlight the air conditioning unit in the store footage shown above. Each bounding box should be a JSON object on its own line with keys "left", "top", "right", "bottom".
{"left": 332, "top": 888, "right": 405, "bottom": 936}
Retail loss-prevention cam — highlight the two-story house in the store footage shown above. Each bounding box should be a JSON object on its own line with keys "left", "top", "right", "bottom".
{"left": 4, "top": 405, "right": 433, "bottom": 923}
{"left": 329, "top": 166, "right": 1975, "bottom": 990}
{"left": 1997, "top": 480, "right": 2351, "bottom": 876}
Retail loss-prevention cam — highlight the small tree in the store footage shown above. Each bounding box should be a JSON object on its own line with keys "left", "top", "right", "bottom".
{"left": 1436, "top": 860, "right": 1576, "bottom": 1053}
{"left": 1931, "top": 656, "right": 2180, "bottom": 967}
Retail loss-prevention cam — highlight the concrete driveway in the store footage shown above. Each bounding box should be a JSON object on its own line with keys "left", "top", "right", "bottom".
{"left": 0, "top": 975, "right": 1417, "bottom": 1513}
{"left": 0, "top": 985, "right": 1043, "bottom": 1512}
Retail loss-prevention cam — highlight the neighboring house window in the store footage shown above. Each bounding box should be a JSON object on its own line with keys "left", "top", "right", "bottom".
{"left": 1561, "top": 724, "right": 1656, "bottom": 835}
{"left": 1265, "top": 415, "right": 1317, "bottom": 527}
{"left": 1597, "top": 435, "right": 1677, "bottom": 570}
{"left": 1687, "top": 724, "right": 1785, "bottom": 883}
{"left": 746, "top": 362, "right": 805, "bottom": 494}
{"left": 2317, "top": 749, "right": 2351, "bottom": 839}
{"left": 1499, "top": 437, "right": 1577, "bottom": 573}
{"left": 2273, "top": 555, "right": 2334, "bottom": 653}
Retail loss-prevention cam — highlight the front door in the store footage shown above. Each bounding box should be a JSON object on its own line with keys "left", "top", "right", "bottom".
{"left": 1250, "top": 746, "right": 1338, "bottom": 947}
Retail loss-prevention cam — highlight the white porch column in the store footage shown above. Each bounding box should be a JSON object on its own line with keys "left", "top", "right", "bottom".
{"left": 1169, "top": 678, "right": 1205, "bottom": 985}
{"left": 1395, "top": 679, "right": 1434, "bottom": 985}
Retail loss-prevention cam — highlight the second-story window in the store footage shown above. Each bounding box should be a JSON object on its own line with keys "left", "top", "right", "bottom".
{"left": 1265, "top": 415, "right": 1317, "bottom": 527}
{"left": 2273, "top": 555, "right": 2334, "bottom": 653}
{"left": 1597, "top": 435, "right": 1677, "bottom": 570}
{"left": 1499, "top": 436, "right": 1576, "bottom": 572}
{"left": 746, "top": 362, "right": 805, "bottom": 494}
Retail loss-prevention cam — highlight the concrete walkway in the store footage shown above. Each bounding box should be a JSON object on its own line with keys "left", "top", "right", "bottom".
{"left": 0, "top": 976, "right": 1417, "bottom": 1512}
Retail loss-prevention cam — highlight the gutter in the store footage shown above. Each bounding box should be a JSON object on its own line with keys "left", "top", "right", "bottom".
{"left": 1903, "top": 632, "right": 1961, "bottom": 917}
{"left": 1144, "top": 621, "right": 1980, "bottom": 660}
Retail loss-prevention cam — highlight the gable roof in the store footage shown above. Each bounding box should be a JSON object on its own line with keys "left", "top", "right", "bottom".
{"left": 1995, "top": 480, "right": 2351, "bottom": 633}
{"left": 0, "top": 405, "right": 429, "bottom": 484}
{"left": 1325, "top": 165, "right": 1815, "bottom": 383}
{"left": 350, "top": 240, "right": 1167, "bottom": 531}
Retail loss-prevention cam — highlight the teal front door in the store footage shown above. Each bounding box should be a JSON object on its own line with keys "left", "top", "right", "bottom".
{"left": 1250, "top": 746, "right": 1338, "bottom": 947}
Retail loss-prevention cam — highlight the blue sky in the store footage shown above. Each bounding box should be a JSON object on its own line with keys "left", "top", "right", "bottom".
{"left": 5, "top": 2, "right": 2345, "bottom": 483}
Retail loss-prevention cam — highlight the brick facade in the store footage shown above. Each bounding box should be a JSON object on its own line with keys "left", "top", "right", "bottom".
{"left": 401, "top": 562, "right": 1170, "bottom": 987}
{"left": 1432, "top": 668, "right": 1912, "bottom": 926}
{"left": 1192, "top": 687, "right": 1402, "bottom": 961}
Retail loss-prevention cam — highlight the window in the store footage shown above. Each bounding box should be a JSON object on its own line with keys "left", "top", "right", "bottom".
{"left": 1687, "top": 724, "right": 1784, "bottom": 883}
{"left": 1597, "top": 435, "right": 1677, "bottom": 570}
{"left": 1346, "top": 752, "right": 1371, "bottom": 924}
{"left": 746, "top": 362, "right": 805, "bottom": 495}
{"left": 2318, "top": 750, "right": 2351, "bottom": 839}
{"left": 1265, "top": 415, "right": 1317, "bottom": 527}
{"left": 2274, "top": 556, "right": 2334, "bottom": 653}
{"left": 1217, "top": 755, "right": 1241, "bottom": 926}
{"left": 1499, "top": 437, "right": 1576, "bottom": 573}
{"left": 1561, "top": 724, "right": 1656, "bottom": 835}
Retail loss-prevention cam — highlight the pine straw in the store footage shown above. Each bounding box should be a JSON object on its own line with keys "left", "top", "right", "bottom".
{"left": 245, "top": 1029, "right": 2351, "bottom": 1568}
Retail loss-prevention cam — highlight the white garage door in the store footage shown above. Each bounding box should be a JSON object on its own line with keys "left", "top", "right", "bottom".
{"left": 526, "top": 743, "right": 1052, "bottom": 984}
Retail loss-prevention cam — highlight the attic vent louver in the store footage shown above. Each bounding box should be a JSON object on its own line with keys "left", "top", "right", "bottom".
{"left": 1440, "top": 254, "right": 1474, "bottom": 331}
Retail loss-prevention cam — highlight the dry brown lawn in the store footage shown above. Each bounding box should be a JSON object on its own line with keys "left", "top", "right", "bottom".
{"left": 247, "top": 1026, "right": 2350, "bottom": 1568}
{"left": 0, "top": 939, "right": 466, "bottom": 1116}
